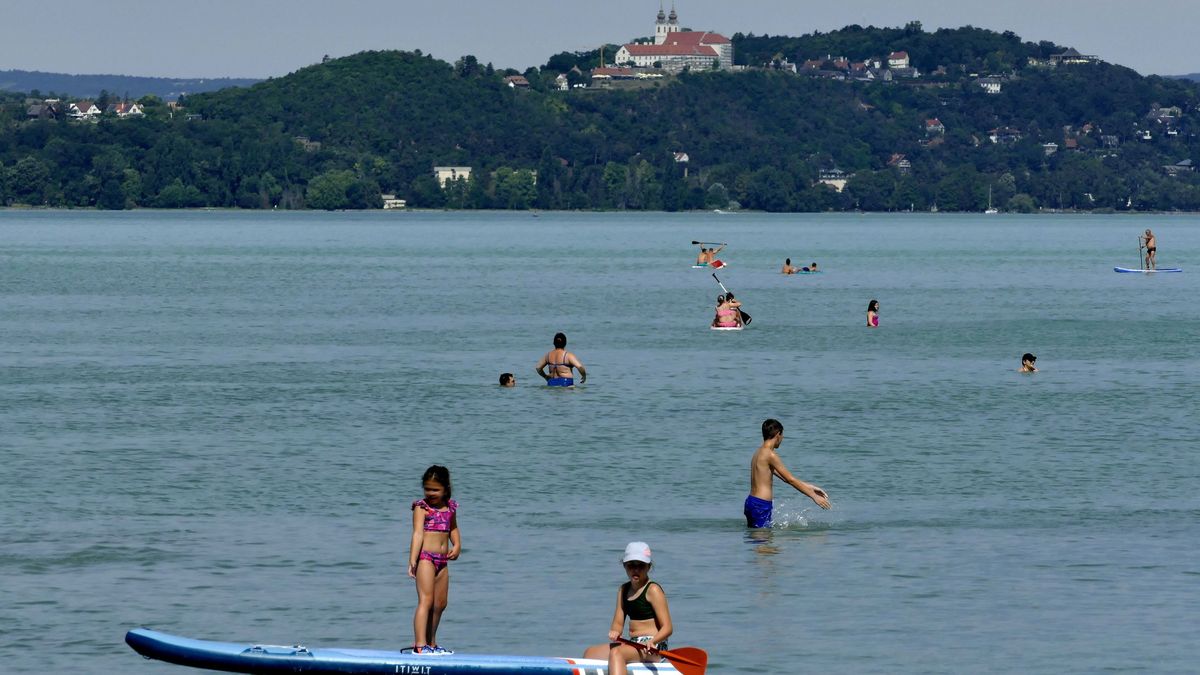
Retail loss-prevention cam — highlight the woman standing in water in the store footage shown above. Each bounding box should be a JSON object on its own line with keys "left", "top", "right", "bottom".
{"left": 866, "top": 299, "right": 880, "bottom": 328}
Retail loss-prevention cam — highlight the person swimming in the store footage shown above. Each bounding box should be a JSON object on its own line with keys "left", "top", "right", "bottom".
{"left": 782, "top": 258, "right": 797, "bottom": 275}
{"left": 1020, "top": 353, "right": 1038, "bottom": 372}
{"left": 866, "top": 299, "right": 879, "bottom": 327}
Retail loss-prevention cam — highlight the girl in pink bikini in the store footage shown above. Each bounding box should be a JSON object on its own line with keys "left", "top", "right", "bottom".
{"left": 408, "top": 465, "right": 460, "bottom": 655}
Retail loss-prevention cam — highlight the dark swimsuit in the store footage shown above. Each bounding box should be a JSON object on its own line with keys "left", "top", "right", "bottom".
{"left": 545, "top": 349, "right": 573, "bottom": 387}
{"left": 620, "top": 582, "right": 668, "bottom": 651}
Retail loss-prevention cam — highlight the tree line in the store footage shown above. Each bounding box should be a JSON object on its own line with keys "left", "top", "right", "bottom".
{"left": 1, "top": 25, "right": 1198, "bottom": 212}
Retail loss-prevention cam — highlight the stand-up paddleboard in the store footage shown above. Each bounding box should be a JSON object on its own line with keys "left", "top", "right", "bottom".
{"left": 1114, "top": 267, "right": 1182, "bottom": 273}
{"left": 125, "top": 628, "right": 693, "bottom": 675}
{"left": 692, "top": 261, "right": 727, "bottom": 269}
{"left": 710, "top": 325, "right": 744, "bottom": 331}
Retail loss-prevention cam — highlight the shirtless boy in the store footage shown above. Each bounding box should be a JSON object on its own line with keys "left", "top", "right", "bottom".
{"left": 745, "top": 419, "right": 830, "bottom": 528}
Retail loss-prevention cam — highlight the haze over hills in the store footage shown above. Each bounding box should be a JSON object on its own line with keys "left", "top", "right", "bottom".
{"left": 0, "top": 69, "right": 261, "bottom": 100}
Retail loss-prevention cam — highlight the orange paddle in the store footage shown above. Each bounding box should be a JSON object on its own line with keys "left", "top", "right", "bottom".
{"left": 614, "top": 637, "right": 708, "bottom": 675}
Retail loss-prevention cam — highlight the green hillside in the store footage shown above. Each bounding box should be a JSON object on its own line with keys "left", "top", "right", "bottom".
{"left": 1, "top": 25, "right": 1198, "bottom": 212}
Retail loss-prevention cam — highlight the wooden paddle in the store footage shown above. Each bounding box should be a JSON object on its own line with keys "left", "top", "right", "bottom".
{"left": 712, "top": 273, "right": 751, "bottom": 325}
{"left": 614, "top": 637, "right": 708, "bottom": 675}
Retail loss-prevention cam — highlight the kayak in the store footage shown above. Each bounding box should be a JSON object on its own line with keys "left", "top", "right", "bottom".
{"left": 1114, "top": 267, "right": 1182, "bottom": 273}
{"left": 125, "top": 628, "right": 687, "bottom": 674}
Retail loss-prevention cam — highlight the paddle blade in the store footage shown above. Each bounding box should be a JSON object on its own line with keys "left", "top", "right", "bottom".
{"left": 691, "top": 240, "right": 700, "bottom": 245}
{"left": 660, "top": 647, "right": 708, "bottom": 675}
{"left": 740, "top": 310, "right": 752, "bottom": 325}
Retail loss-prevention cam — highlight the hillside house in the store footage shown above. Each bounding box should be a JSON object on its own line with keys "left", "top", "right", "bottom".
{"left": 26, "top": 102, "right": 61, "bottom": 120}
{"left": 1162, "top": 159, "right": 1194, "bottom": 176}
{"left": 1043, "top": 142, "right": 1059, "bottom": 156}
{"left": 434, "top": 166, "right": 472, "bottom": 188}
{"left": 69, "top": 101, "right": 101, "bottom": 119}
{"left": 381, "top": 194, "right": 407, "bottom": 209}
{"left": 989, "top": 127, "right": 1022, "bottom": 144}
{"left": 817, "top": 169, "right": 851, "bottom": 192}
{"left": 976, "top": 77, "right": 1003, "bottom": 95}
{"left": 504, "top": 75, "right": 530, "bottom": 89}
{"left": 1050, "top": 48, "right": 1099, "bottom": 65}
{"left": 105, "top": 102, "right": 144, "bottom": 117}
{"left": 925, "top": 118, "right": 945, "bottom": 135}
{"left": 887, "top": 51, "right": 910, "bottom": 69}
{"left": 887, "top": 154, "right": 912, "bottom": 175}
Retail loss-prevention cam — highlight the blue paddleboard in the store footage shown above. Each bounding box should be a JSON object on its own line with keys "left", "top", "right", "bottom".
{"left": 1114, "top": 267, "right": 1182, "bottom": 273}
{"left": 126, "top": 628, "right": 684, "bottom": 674}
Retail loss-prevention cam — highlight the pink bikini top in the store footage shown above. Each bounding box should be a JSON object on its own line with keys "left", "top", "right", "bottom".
{"left": 412, "top": 499, "right": 457, "bottom": 532}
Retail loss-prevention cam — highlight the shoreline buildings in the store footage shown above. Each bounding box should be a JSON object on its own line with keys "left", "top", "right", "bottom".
{"left": 613, "top": 4, "right": 733, "bottom": 73}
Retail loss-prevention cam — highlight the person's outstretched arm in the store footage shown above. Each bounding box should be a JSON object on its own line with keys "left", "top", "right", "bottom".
{"left": 770, "top": 455, "right": 830, "bottom": 509}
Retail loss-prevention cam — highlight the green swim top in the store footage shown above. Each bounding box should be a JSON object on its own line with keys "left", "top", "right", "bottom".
{"left": 621, "top": 581, "right": 661, "bottom": 621}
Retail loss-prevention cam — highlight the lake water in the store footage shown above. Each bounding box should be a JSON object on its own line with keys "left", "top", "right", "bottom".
{"left": 1, "top": 210, "right": 1197, "bottom": 674}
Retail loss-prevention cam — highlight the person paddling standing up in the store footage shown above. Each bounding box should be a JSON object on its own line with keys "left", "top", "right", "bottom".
{"left": 583, "top": 542, "right": 674, "bottom": 675}
{"left": 535, "top": 332, "right": 586, "bottom": 387}
{"left": 1142, "top": 229, "right": 1157, "bottom": 270}
{"left": 745, "top": 419, "right": 830, "bottom": 528}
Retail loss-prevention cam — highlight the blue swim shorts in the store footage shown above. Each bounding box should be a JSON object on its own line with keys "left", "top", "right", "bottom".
{"left": 546, "top": 377, "right": 574, "bottom": 387}
{"left": 744, "top": 495, "right": 773, "bottom": 528}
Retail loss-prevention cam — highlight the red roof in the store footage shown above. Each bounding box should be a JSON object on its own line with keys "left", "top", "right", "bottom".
{"left": 889, "top": 51, "right": 909, "bottom": 59}
{"left": 622, "top": 31, "right": 730, "bottom": 58}
{"left": 623, "top": 43, "right": 718, "bottom": 58}
{"left": 925, "top": 118, "right": 943, "bottom": 127}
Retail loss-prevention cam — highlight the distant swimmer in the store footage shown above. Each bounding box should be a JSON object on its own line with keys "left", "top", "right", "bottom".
{"left": 866, "top": 299, "right": 880, "bottom": 328}
{"left": 536, "top": 332, "right": 586, "bottom": 387}
{"left": 807, "top": 262, "right": 818, "bottom": 272}
{"left": 712, "top": 293, "right": 742, "bottom": 328}
{"left": 499, "top": 373, "right": 515, "bottom": 387}
{"left": 782, "top": 258, "right": 797, "bottom": 275}
{"left": 1141, "top": 229, "right": 1157, "bottom": 270}
{"left": 745, "top": 419, "right": 830, "bottom": 528}
{"left": 1019, "top": 353, "right": 1038, "bottom": 373}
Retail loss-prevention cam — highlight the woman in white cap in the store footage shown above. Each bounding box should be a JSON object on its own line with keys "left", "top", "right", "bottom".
{"left": 583, "top": 542, "right": 674, "bottom": 675}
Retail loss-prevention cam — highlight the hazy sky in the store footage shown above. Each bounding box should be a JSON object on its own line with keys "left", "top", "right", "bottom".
{"left": 2, "top": 0, "right": 1196, "bottom": 79}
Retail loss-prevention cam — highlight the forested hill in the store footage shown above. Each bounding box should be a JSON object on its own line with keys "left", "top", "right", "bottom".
{"left": 1, "top": 25, "right": 1199, "bottom": 212}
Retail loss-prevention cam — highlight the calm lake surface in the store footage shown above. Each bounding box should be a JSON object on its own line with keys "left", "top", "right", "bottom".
{"left": 2, "top": 210, "right": 1198, "bottom": 674}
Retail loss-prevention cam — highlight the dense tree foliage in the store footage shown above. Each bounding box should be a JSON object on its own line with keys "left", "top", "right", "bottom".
{"left": 1, "top": 27, "right": 1198, "bottom": 212}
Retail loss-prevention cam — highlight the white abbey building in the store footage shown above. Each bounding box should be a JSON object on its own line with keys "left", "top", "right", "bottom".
{"left": 613, "top": 4, "right": 733, "bottom": 73}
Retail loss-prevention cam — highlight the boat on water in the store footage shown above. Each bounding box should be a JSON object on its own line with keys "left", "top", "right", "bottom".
{"left": 126, "top": 628, "right": 690, "bottom": 675}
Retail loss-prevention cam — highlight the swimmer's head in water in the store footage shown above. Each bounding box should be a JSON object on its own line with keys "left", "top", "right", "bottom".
{"left": 785, "top": 258, "right": 791, "bottom": 265}
{"left": 499, "top": 372, "right": 514, "bottom": 386}
{"left": 1022, "top": 353, "right": 1036, "bottom": 363}
{"left": 553, "top": 332, "right": 566, "bottom": 348}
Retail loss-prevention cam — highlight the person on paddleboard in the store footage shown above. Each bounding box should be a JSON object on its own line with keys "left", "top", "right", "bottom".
{"left": 807, "top": 261, "right": 818, "bottom": 272}
{"left": 1141, "top": 229, "right": 1157, "bottom": 270}
{"left": 408, "top": 465, "right": 461, "bottom": 655}
{"left": 713, "top": 293, "right": 742, "bottom": 328}
{"left": 535, "top": 332, "right": 586, "bottom": 387}
{"left": 745, "top": 419, "right": 830, "bottom": 528}
{"left": 1019, "top": 353, "right": 1038, "bottom": 373}
{"left": 583, "top": 542, "right": 674, "bottom": 675}
{"left": 696, "top": 243, "right": 725, "bottom": 266}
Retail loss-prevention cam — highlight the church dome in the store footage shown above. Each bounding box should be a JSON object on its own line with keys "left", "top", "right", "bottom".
{"left": 657, "top": 8, "right": 666, "bottom": 21}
